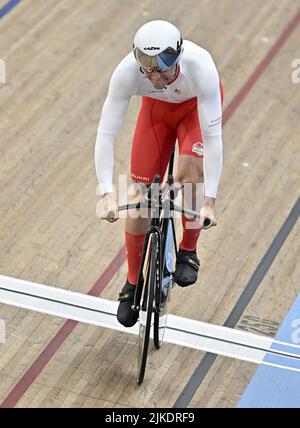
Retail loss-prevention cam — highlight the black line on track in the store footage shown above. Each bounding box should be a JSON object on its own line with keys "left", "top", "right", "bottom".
{"left": 2, "top": 286, "right": 300, "bottom": 360}
{"left": 174, "top": 196, "right": 300, "bottom": 408}
{"left": 0, "top": 287, "right": 115, "bottom": 317}
{"left": 166, "top": 325, "right": 300, "bottom": 361}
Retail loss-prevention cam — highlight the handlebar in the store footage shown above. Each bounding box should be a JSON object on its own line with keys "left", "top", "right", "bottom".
{"left": 107, "top": 175, "right": 213, "bottom": 228}
{"left": 117, "top": 202, "right": 212, "bottom": 228}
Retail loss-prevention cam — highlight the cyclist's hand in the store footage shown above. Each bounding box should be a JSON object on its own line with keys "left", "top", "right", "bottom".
{"left": 200, "top": 206, "right": 217, "bottom": 230}
{"left": 98, "top": 192, "right": 119, "bottom": 223}
{"left": 171, "top": 180, "right": 184, "bottom": 200}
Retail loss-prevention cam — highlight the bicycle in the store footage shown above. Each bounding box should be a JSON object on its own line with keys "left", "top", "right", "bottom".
{"left": 118, "top": 150, "right": 211, "bottom": 385}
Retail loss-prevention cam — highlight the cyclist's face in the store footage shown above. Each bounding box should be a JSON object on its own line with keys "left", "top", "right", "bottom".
{"left": 144, "top": 65, "right": 177, "bottom": 89}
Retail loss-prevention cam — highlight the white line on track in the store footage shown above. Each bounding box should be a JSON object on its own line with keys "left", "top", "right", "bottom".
{"left": 1, "top": 275, "right": 300, "bottom": 372}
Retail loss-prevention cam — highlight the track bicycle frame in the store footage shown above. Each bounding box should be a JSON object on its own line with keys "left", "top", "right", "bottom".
{"left": 118, "top": 149, "right": 205, "bottom": 383}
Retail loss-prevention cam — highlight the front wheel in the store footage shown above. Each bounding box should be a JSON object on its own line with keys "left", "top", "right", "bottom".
{"left": 137, "top": 232, "right": 158, "bottom": 385}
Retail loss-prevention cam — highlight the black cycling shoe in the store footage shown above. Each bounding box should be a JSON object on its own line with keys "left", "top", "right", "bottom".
{"left": 117, "top": 281, "right": 139, "bottom": 327}
{"left": 174, "top": 249, "right": 200, "bottom": 287}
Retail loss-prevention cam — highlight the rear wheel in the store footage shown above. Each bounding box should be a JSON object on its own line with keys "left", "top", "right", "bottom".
{"left": 153, "top": 275, "right": 171, "bottom": 349}
{"left": 153, "top": 218, "right": 174, "bottom": 349}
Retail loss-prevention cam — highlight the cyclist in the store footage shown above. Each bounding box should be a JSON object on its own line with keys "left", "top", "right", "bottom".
{"left": 95, "top": 20, "right": 223, "bottom": 327}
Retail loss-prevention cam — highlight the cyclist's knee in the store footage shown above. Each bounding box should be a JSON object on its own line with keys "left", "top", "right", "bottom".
{"left": 176, "top": 157, "right": 204, "bottom": 184}
{"left": 176, "top": 171, "right": 204, "bottom": 185}
{"left": 127, "top": 182, "right": 150, "bottom": 221}
{"left": 128, "top": 182, "right": 148, "bottom": 203}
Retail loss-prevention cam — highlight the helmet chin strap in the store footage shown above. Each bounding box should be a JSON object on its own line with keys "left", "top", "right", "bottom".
{"left": 174, "top": 64, "right": 178, "bottom": 78}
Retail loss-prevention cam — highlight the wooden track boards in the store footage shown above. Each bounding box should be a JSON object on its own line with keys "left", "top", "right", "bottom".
{"left": 0, "top": 0, "right": 299, "bottom": 407}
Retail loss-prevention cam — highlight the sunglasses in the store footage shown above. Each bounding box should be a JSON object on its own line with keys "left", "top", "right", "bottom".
{"left": 141, "top": 65, "right": 172, "bottom": 73}
{"left": 134, "top": 47, "right": 182, "bottom": 74}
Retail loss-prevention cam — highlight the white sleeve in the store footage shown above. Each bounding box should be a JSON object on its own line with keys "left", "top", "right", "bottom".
{"left": 95, "top": 132, "right": 116, "bottom": 195}
{"left": 95, "top": 57, "right": 137, "bottom": 195}
{"left": 202, "top": 134, "right": 222, "bottom": 198}
{"left": 95, "top": 92, "right": 130, "bottom": 194}
{"left": 189, "top": 55, "right": 223, "bottom": 198}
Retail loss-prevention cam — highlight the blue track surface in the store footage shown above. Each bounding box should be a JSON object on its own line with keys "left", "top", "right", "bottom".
{"left": 0, "top": 0, "right": 22, "bottom": 20}
{"left": 237, "top": 294, "right": 300, "bottom": 408}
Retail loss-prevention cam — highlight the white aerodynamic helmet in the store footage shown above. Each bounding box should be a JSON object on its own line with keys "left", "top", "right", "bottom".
{"left": 133, "top": 20, "right": 183, "bottom": 72}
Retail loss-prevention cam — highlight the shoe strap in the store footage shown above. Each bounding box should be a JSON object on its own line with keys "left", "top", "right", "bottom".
{"left": 118, "top": 292, "right": 130, "bottom": 302}
{"left": 176, "top": 251, "right": 200, "bottom": 272}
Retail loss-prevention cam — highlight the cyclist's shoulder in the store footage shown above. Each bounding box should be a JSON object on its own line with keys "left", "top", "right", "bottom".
{"left": 181, "top": 40, "right": 219, "bottom": 92}
{"left": 113, "top": 51, "right": 138, "bottom": 71}
{"left": 111, "top": 52, "right": 140, "bottom": 84}
{"left": 107, "top": 52, "right": 140, "bottom": 99}
{"left": 182, "top": 40, "right": 216, "bottom": 71}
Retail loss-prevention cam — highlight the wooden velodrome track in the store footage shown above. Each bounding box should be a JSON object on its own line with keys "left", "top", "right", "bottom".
{"left": 0, "top": 0, "right": 299, "bottom": 408}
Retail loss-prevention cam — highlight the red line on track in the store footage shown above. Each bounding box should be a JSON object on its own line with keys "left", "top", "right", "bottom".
{"left": 223, "top": 10, "right": 300, "bottom": 124}
{"left": 1, "top": 9, "right": 299, "bottom": 408}
{"left": 0, "top": 247, "right": 126, "bottom": 408}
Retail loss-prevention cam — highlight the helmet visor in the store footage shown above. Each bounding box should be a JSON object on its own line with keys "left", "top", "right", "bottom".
{"left": 134, "top": 47, "right": 181, "bottom": 72}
